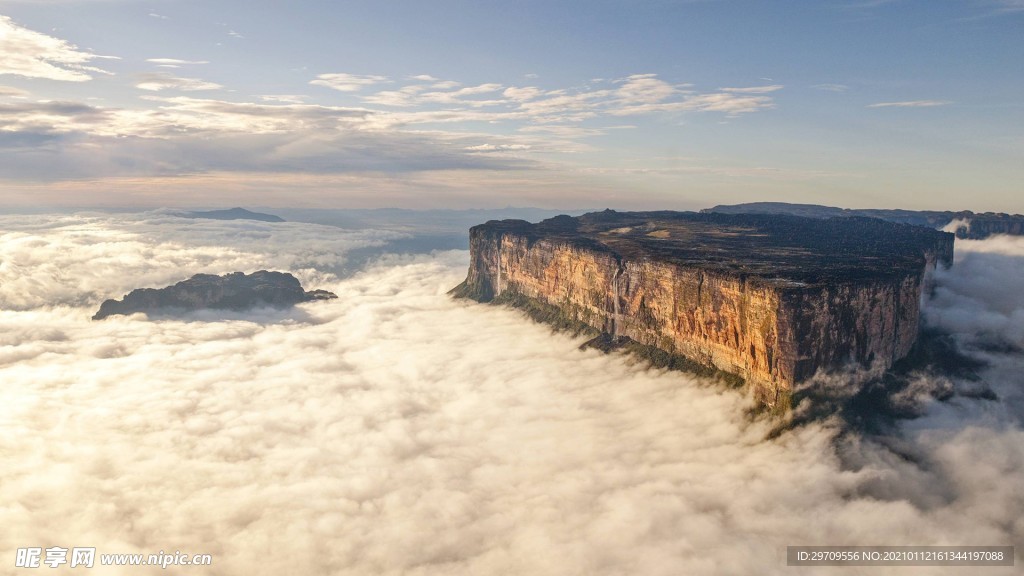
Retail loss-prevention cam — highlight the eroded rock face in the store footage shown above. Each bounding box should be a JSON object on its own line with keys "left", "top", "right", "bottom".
{"left": 451, "top": 211, "right": 954, "bottom": 407}
{"left": 92, "top": 270, "right": 336, "bottom": 320}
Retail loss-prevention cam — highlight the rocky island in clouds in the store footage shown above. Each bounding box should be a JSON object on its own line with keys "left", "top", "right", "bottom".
{"left": 92, "top": 270, "right": 337, "bottom": 320}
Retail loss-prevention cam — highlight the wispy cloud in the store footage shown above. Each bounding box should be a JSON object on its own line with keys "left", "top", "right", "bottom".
{"left": 0, "top": 69, "right": 781, "bottom": 183}
{"left": 310, "top": 73, "right": 389, "bottom": 92}
{"left": 356, "top": 73, "right": 778, "bottom": 122}
{"left": 135, "top": 73, "right": 224, "bottom": 92}
{"left": 146, "top": 58, "right": 210, "bottom": 67}
{"left": 258, "top": 94, "right": 307, "bottom": 104}
{"left": 845, "top": 0, "right": 901, "bottom": 8}
{"left": 720, "top": 85, "right": 785, "bottom": 94}
{"left": 465, "top": 143, "right": 532, "bottom": 153}
{"left": 0, "top": 85, "right": 29, "bottom": 98}
{"left": 813, "top": 83, "right": 849, "bottom": 92}
{"left": 867, "top": 100, "right": 952, "bottom": 108}
{"left": 0, "top": 15, "right": 116, "bottom": 81}
{"left": 988, "top": 0, "right": 1024, "bottom": 13}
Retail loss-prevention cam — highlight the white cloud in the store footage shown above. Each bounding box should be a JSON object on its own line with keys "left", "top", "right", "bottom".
{"left": 0, "top": 15, "right": 116, "bottom": 81}
{"left": 258, "top": 94, "right": 307, "bottom": 104}
{"left": 0, "top": 213, "right": 400, "bottom": 310}
{"left": 136, "top": 73, "right": 224, "bottom": 92}
{"left": 465, "top": 143, "right": 532, "bottom": 152}
{"left": 503, "top": 86, "right": 543, "bottom": 101}
{"left": 615, "top": 74, "right": 679, "bottom": 105}
{"left": 310, "top": 73, "right": 389, "bottom": 92}
{"left": 361, "top": 85, "right": 427, "bottom": 108}
{"left": 417, "top": 83, "right": 506, "bottom": 107}
{"left": 0, "top": 215, "right": 1021, "bottom": 575}
{"left": 867, "top": 100, "right": 952, "bottom": 108}
{"left": 146, "top": 58, "right": 210, "bottom": 66}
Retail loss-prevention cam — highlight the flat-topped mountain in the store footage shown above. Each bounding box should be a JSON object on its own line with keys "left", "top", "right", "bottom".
{"left": 93, "top": 270, "right": 336, "bottom": 320}
{"left": 704, "top": 202, "right": 1024, "bottom": 239}
{"left": 183, "top": 207, "right": 285, "bottom": 222}
{"left": 452, "top": 210, "right": 954, "bottom": 409}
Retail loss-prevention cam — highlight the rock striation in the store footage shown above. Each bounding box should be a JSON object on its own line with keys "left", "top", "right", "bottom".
{"left": 93, "top": 270, "right": 336, "bottom": 320}
{"left": 451, "top": 210, "right": 954, "bottom": 408}
{"left": 705, "top": 202, "right": 1024, "bottom": 240}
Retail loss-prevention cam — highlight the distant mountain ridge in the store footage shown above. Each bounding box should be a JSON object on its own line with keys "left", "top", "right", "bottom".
{"left": 183, "top": 207, "right": 285, "bottom": 222}
{"left": 703, "top": 202, "right": 1024, "bottom": 239}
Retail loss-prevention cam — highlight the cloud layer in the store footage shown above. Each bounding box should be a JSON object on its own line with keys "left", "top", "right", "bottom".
{"left": 0, "top": 214, "right": 1021, "bottom": 575}
{"left": 0, "top": 13, "right": 783, "bottom": 185}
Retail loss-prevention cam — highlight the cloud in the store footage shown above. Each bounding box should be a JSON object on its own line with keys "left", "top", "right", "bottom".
{"left": 135, "top": 73, "right": 224, "bottom": 92}
{"left": 720, "top": 85, "right": 785, "bottom": 94}
{"left": 615, "top": 73, "right": 679, "bottom": 104}
{"left": 0, "top": 214, "right": 1021, "bottom": 575}
{"left": 146, "top": 58, "right": 210, "bottom": 67}
{"left": 813, "top": 83, "right": 849, "bottom": 92}
{"left": 0, "top": 71, "right": 780, "bottom": 184}
{"left": 0, "top": 85, "right": 29, "bottom": 98}
{"left": 988, "top": 0, "right": 1024, "bottom": 13}
{"left": 258, "top": 94, "right": 306, "bottom": 104}
{"left": 503, "top": 86, "right": 543, "bottom": 101}
{"left": 417, "top": 83, "right": 506, "bottom": 107}
{"left": 0, "top": 15, "right": 116, "bottom": 81}
{"left": 361, "top": 85, "right": 427, "bottom": 107}
{"left": 310, "top": 73, "right": 389, "bottom": 92}
{"left": 465, "top": 143, "right": 532, "bottom": 153}
{"left": 0, "top": 97, "right": 534, "bottom": 179}
{"left": 867, "top": 100, "right": 952, "bottom": 108}
{"left": 926, "top": 236, "right": 1024, "bottom": 352}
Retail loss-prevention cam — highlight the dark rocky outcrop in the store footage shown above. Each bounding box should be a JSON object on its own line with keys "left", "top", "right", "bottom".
{"left": 183, "top": 208, "right": 285, "bottom": 222}
{"left": 704, "top": 202, "right": 1024, "bottom": 239}
{"left": 452, "top": 210, "right": 954, "bottom": 409}
{"left": 93, "top": 271, "right": 336, "bottom": 320}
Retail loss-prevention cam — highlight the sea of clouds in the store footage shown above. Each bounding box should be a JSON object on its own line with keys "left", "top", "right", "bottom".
{"left": 0, "top": 213, "right": 1021, "bottom": 575}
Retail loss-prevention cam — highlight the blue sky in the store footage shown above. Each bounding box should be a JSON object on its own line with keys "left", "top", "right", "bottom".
{"left": 0, "top": 0, "right": 1021, "bottom": 211}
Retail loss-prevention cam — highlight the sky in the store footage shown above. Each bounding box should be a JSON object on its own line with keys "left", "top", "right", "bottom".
{"left": 0, "top": 0, "right": 1022, "bottom": 211}
{"left": 0, "top": 211, "right": 1022, "bottom": 574}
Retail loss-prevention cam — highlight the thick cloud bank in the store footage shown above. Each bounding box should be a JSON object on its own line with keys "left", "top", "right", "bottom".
{"left": 0, "top": 214, "right": 1021, "bottom": 575}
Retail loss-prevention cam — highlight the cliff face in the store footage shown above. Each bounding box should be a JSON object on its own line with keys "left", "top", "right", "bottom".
{"left": 93, "top": 270, "right": 336, "bottom": 320}
{"left": 952, "top": 216, "right": 1024, "bottom": 240}
{"left": 452, "top": 211, "right": 954, "bottom": 407}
